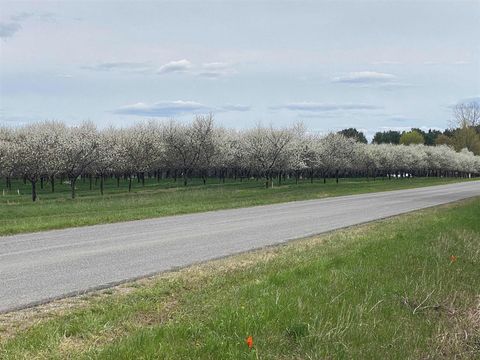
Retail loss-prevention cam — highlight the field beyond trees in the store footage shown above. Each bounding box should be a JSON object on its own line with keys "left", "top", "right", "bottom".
{"left": 0, "top": 176, "right": 471, "bottom": 236}
{"left": 1, "top": 198, "right": 478, "bottom": 359}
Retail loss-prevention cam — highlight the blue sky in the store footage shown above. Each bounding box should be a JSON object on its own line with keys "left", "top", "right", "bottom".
{"left": 0, "top": 0, "right": 479, "bottom": 138}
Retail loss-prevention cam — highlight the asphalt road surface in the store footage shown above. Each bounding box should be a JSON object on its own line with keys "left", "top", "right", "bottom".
{"left": 1, "top": 181, "right": 479, "bottom": 313}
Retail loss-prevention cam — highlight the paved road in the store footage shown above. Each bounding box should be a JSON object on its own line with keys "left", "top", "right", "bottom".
{"left": 1, "top": 181, "right": 479, "bottom": 313}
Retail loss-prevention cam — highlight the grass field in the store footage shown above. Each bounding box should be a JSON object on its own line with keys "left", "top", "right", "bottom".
{"left": 1, "top": 198, "right": 479, "bottom": 359}
{"left": 0, "top": 176, "right": 472, "bottom": 235}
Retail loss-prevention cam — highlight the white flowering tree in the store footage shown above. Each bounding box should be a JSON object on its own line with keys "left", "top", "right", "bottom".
{"left": 288, "top": 128, "right": 309, "bottom": 183}
{"left": 94, "top": 128, "right": 125, "bottom": 195}
{"left": 194, "top": 114, "right": 218, "bottom": 184}
{"left": 2, "top": 118, "right": 479, "bottom": 200}
{"left": 60, "top": 122, "right": 100, "bottom": 199}
{"left": 244, "top": 125, "right": 294, "bottom": 188}
{"left": 40, "top": 121, "right": 67, "bottom": 193}
{"left": 120, "top": 121, "right": 164, "bottom": 190}
{"left": 12, "top": 122, "right": 64, "bottom": 201}
{"left": 163, "top": 115, "right": 215, "bottom": 186}
{"left": 352, "top": 143, "right": 377, "bottom": 179}
{"left": 0, "top": 127, "right": 16, "bottom": 191}
{"left": 317, "top": 133, "right": 356, "bottom": 183}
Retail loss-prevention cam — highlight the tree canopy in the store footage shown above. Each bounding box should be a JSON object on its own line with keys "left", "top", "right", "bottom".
{"left": 372, "top": 130, "right": 401, "bottom": 144}
{"left": 400, "top": 130, "right": 425, "bottom": 145}
{"left": 337, "top": 128, "right": 368, "bottom": 144}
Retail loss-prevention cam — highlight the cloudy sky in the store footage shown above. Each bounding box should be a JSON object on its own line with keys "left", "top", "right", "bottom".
{"left": 0, "top": 0, "right": 479, "bottom": 138}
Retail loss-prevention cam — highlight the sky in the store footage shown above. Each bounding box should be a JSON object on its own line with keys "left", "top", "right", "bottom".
{"left": 0, "top": 0, "right": 479, "bottom": 139}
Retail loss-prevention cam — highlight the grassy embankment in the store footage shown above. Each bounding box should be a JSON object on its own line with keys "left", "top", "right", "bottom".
{"left": 1, "top": 198, "right": 479, "bottom": 359}
{"left": 0, "top": 176, "right": 472, "bottom": 235}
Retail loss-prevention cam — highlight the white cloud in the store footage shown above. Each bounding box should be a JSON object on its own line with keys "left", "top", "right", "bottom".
{"left": 219, "top": 104, "right": 250, "bottom": 112}
{"left": 10, "top": 12, "right": 34, "bottom": 22}
{"left": 332, "top": 71, "right": 396, "bottom": 84}
{"left": 0, "top": 22, "right": 22, "bottom": 38}
{"left": 371, "top": 60, "right": 403, "bottom": 65}
{"left": 452, "top": 60, "right": 470, "bottom": 65}
{"left": 81, "top": 59, "right": 237, "bottom": 78}
{"left": 113, "top": 100, "right": 251, "bottom": 117}
{"left": 82, "top": 62, "right": 152, "bottom": 72}
{"left": 388, "top": 115, "right": 411, "bottom": 123}
{"left": 445, "top": 96, "right": 480, "bottom": 110}
{"left": 0, "top": 11, "right": 59, "bottom": 39}
{"left": 0, "top": 109, "right": 43, "bottom": 125}
{"left": 272, "top": 102, "right": 382, "bottom": 112}
{"left": 157, "top": 59, "right": 192, "bottom": 74}
{"left": 197, "top": 62, "right": 236, "bottom": 78}
{"left": 463, "top": 96, "right": 480, "bottom": 104}
{"left": 113, "top": 100, "right": 208, "bottom": 117}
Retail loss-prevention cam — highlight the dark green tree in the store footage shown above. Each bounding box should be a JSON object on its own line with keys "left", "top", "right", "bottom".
{"left": 423, "top": 129, "right": 442, "bottom": 146}
{"left": 443, "top": 128, "right": 456, "bottom": 138}
{"left": 372, "top": 130, "right": 401, "bottom": 144}
{"left": 338, "top": 128, "right": 368, "bottom": 144}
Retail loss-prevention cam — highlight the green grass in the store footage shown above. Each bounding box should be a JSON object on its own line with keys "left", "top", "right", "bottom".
{"left": 1, "top": 198, "right": 479, "bottom": 359}
{"left": 0, "top": 176, "right": 472, "bottom": 235}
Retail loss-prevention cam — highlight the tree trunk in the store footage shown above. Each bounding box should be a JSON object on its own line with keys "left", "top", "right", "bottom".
{"left": 70, "top": 178, "right": 76, "bottom": 199}
{"left": 128, "top": 177, "right": 132, "bottom": 192}
{"left": 141, "top": 173, "right": 145, "bottom": 187}
{"left": 117, "top": 176, "right": 120, "bottom": 188}
{"left": 40, "top": 177, "right": 44, "bottom": 189}
{"left": 31, "top": 180, "right": 37, "bottom": 202}
{"left": 50, "top": 175, "right": 55, "bottom": 193}
{"left": 100, "top": 176, "right": 104, "bottom": 195}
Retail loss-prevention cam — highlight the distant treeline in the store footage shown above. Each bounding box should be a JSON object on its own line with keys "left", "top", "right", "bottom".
{"left": 340, "top": 126, "right": 480, "bottom": 150}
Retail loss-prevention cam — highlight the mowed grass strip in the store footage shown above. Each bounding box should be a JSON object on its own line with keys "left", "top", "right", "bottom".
{"left": 1, "top": 198, "right": 479, "bottom": 359}
{"left": 0, "top": 176, "right": 471, "bottom": 235}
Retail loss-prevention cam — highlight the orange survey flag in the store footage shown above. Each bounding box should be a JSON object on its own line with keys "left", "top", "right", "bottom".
{"left": 246, "top": 335, "right": 253, "bottom": 349}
